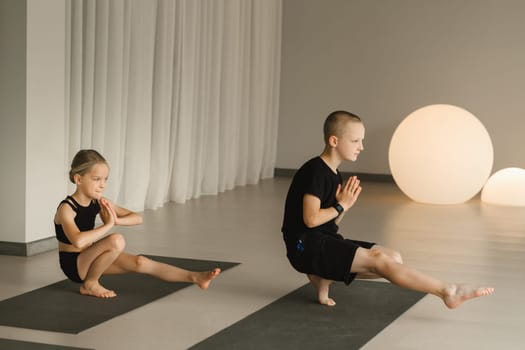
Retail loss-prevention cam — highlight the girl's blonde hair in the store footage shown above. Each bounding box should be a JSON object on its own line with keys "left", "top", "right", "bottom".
{"left": 69, "top": 149, "right": 108, "bottom": 183}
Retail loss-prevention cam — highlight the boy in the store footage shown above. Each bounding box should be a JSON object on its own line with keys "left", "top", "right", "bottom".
{"left": 281, "top": 111, "right": 493, "bottom": 308}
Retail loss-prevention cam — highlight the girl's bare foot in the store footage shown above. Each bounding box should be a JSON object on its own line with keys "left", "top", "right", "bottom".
{"left": 443, "top": 284, "right": 494, "bottom": 309}
{"left": 80, "top": 281, "right": 117, "bottom": 298}
{"left": 196, "top": 268, "right": 221, "bottom": 289}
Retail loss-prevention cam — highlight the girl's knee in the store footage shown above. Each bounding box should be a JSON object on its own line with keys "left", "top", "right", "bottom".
{"left": 107, "top": 233, "right": 126, "bottom": 252}
{"left": 133, "top": 255, "right": 150, "bottom": 273}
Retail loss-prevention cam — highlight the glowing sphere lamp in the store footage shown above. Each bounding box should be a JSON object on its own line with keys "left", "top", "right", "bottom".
{"left": 481, "top": 168, "right": 525, "bottom": 206}
{"left": 389, "top": 104, "right": 493, "bottom": 204}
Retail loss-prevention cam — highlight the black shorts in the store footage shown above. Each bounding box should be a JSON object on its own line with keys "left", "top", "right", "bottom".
{"left": 59, "top": 251, "right": 83, "bottom": 283}
{"left": 285, "top": 230, "right": 375, "bottom": 285}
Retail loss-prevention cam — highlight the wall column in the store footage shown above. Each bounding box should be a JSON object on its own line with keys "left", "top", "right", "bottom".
{"left": 0, "top": 0, "right": 67, "bottom": 256}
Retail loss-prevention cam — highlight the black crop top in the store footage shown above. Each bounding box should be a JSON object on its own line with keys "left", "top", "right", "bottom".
{"left": 54, "top": 196, "right": 100, "bottom": 245}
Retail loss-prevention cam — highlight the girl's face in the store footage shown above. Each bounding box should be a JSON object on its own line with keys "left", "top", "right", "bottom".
{"left": 75, "top": 163, "right": 109, "bottom": 200}
{"left": 335, "top": 121, "right": 365, "bottom": 162}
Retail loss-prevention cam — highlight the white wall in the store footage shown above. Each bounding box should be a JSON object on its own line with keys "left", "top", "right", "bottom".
{"left": 25, "top": 0, "right": 68, "bottom": 242}
{"left": 277, "top": 0, "right": 525, "bottom": 174}
{"left": 0, "top": 0, "right": 27, "bottom": 242}
{"left": 0, "top": 0, "right": 67, "bottom": 245}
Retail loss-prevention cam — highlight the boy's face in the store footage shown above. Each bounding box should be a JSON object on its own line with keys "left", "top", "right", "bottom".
{"left": 334, "top": 121, "right": 365, "bottom": 162}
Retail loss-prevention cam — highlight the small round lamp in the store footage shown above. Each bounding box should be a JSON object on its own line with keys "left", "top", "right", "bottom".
{"left": 481, "top": 167, "right": 525, "bottom": 206}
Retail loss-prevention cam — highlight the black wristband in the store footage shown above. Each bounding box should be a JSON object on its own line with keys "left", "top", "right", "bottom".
{"left": 333, "top": 202, "right": 344, "bottom": 215}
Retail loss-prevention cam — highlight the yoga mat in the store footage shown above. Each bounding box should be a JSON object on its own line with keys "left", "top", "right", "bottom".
{"left": 191, "top": 280, "right": 425, "bottom": 350}
{"left": 0, "top": 338, "right": 93, "bottom": 350}
{"left": 0, "top": 256, "right": 238, "bottom": 334}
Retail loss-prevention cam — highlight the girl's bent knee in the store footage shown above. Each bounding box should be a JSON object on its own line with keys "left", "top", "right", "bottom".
{"left": 108, "top": 233, "right": 126, "bottom": 252}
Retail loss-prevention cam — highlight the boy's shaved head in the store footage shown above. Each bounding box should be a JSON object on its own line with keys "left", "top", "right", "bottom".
{"left": 323, "top": 111, "right": 362, "bottom": 144}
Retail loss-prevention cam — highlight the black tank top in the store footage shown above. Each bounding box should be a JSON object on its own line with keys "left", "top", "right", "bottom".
{"left": 54, "top": 196, "right": 100, "bottom": 245}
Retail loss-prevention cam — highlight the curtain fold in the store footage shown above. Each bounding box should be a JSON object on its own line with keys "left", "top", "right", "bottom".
{"left": 66, "top": 0, "right": 282, "bottom": 210}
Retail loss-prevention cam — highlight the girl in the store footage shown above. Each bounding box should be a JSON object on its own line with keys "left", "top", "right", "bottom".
{"left": 54, "top": 149, "right": 220, "bottom": 298}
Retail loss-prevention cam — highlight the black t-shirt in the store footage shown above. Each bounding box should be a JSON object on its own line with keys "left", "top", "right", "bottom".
{"left": 281, "top": 157, "right": 343, "bottom": 242}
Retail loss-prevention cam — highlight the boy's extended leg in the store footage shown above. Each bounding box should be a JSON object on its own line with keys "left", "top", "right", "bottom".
{"left": 307, "top": 274, "right": 336, "bottom": 306}
{"left": 351, "top": 247, "right": 494, "bottom": 309}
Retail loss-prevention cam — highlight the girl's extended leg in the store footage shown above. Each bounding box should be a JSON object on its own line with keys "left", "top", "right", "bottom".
{"left": 76, "top": 233, "right": 126, "bottom": 298}
{"left": 104, "top": 253, "right": 221, "bottom": 289}
{"left": 351, "top": 247, "right": 494, "bottom": 309}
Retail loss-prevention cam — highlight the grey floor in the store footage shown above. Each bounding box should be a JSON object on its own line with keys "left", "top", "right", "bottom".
{"left": 0, "top": 177, "right": 524, "bottom": 349}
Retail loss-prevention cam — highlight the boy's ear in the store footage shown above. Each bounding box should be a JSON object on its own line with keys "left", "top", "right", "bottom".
{"left": 328, "top": 135, "right": 338, "bottom": 148}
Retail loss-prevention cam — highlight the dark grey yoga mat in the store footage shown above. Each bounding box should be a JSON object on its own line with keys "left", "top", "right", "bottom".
{"left": 191, "top": 280, "right": 425, "bottom": 350}
{"left": 0, "top": 256, "right": 238, "bottom": 334}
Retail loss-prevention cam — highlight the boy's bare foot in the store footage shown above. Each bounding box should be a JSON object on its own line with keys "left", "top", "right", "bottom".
{"left": 443, "top": 284, "right": 494, "bottom": 309}
{"left": 307, "top": 274, "right": 336, "bottom": 307}
{"left": 196, "top": 268, "right": 221, "bottom": 289}
{"left": 319, "top": 297, "right": 336, "bottom": 307}
{"left": 80, "top": 281, "right": 117, "bottom": 298}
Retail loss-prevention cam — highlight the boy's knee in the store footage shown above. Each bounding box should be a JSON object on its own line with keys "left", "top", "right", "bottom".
{"left": 392, "top": 250, "right": 403, "bottom": 264}
{"left": 371, "top": 246, "right": 403, "bottom": 264}
{"left": 368, "top": 249, "right": 395, "bottom": 270}
{"left": 369, "top": 248, "right": 387, "bottom": 261}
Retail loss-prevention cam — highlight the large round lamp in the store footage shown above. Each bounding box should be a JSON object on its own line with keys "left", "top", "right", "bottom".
{"left": 389, "top": 104, "right": 493, "bottom": 204}
{"left": 481, "top": 167, "right": 525, "bottom": 206}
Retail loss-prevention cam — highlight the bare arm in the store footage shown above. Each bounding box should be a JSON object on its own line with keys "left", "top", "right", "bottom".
{"left": 302, "top": 176, "right": 362, "bottom": 229}
{"left": 100, "top": 198, "right": 143, "bottom": 226}
{"left": 55, "top": 203, "right": 115, "bottom": 250}
{"left": 303, "top": 194, "right": 339, "bottom": 228}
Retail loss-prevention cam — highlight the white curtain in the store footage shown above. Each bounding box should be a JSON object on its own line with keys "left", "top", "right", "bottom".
{"left": 65, "top": 0, "right": 282, "bottom": 211}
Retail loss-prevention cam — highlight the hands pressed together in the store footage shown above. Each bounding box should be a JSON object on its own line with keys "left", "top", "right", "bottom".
{"left": 336, "top": 176, "right": 362, "bottom": 212}
{"left": 99, "top": 198, "right": 119, "bottom": 226}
